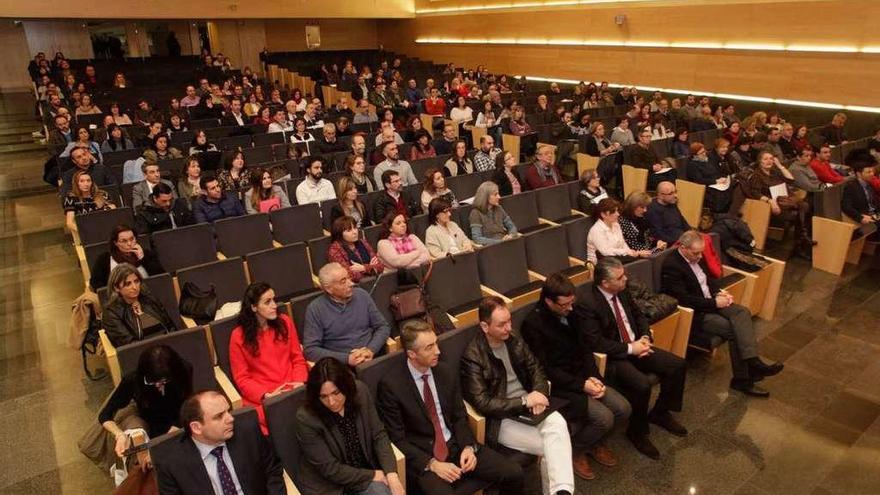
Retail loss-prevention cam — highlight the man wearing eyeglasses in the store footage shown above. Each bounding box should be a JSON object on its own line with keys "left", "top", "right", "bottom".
{"left": 576, "top": 257, "right": 687, "bottom": 460}
{"left": 645, "top": 181, "right": 692, "bottom": 245}
{"left": 664, "top": 231, "right": 783, "bottom": 399}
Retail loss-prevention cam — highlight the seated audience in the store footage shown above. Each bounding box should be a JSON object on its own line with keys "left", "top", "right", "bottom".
{"left": 331, "top": 176, "right": 372, "bottom": 228}
{"left": 132, "top": 161, "right": 177, "bottom": 208}
{"left": 576, "top": 169, "right": 608, "bottom": 215}
{"left": 89, "top": 224, "right": 163, "bottom": 290}
{"left": 327, "top": 216, "right": 383, "bottom": 283}
{"left": 491, "top": 151, "right": 524, "bottom": 196}
{"left": 618, "top": 192, "right": 666, "bottom": 253}
{"left": 461, "top": 295, "right": 583, "bottom": 491}
{"left": 685, "top": 142, "right": 733, "bottom": 212}
{"left": 303, "top": 262, "right": 391, "bottom": 365}
{"left": 444, "top": 140, "right": 474, "bottom": 177}
{"left": 809, "top": 144, "right": 846, "bottom": 185}
{"left": 508, "top": 107, "right": 532, "bottom": 137}
{"left": 631, "top": 128, "right": 677, "bottom": 190}
{"left": 295, "top": 358, "right": 406, "bottom": 495}
{"left": 788, "top": 147, "right": 824, "bottom": 193}
{"left": 841, "top": 156, "right": 880, "bottom": 233}
{"left": 192, "top": 175, "right": 246, "bottom": 223}
{"left": 317, "top": 123, "right": 348, "bottom": 154}
{"left": 245, "top": 168, "right": 291, "bottom": 214}
{"left": 434, "top": 124, "right": 459, "bottom": 156}
{"left": 61, "top": 125, "right": 103, "bottom": 163}
{"left": 411, "top": 129, "right": 437, "bottom": 161}
{"left": 421, "top": 168, "right": 458, "bottom": 213}
{"left": 521, "top": 274, "right": 631, "bottom": 481}
{"left": 587, "top": 198, "right": 652, "bottom": 264}
{"left": 376, "top": 212, "right": 430, "bottom": 271}
{"left": 135, "top": 183, "right": 193, "bottom": 235}
{"left": 425, "top": 198, "right": 473, "bottom": 258}
{"left": 296, "top": 157, "right": 336, "bottom": 205}
{"left": 229, "top": 282, "right": 308, "bottom": 432}
{"left": 376, "top": 320, "right": 525, "bottom": 495}
{"left": 576, "top": 257, "right": 687, "bottom": 460}
{"left": 353, "top": 99, "right": 379, "bottom": 125}
{"left": 75, "top": 94, "right": 102, "bottom": 116}
{"left": 143, "top": 134, "right": 183, "bottom": 163}
{"left": 108, "top": 103, "right": 133, "bottom": 126}
{"left": 470, "top": 181, "right": 518, "bottom": 245}
{"left": 373, "top": 170, "right": 420, "bottom": 221}
{"left": 345, "top": 153, "right": 377, "bottom": 194}
{"left": 103, "top": 263, "right": 178, "bottom": 347}
{"left": 424, "top": 87, "right": 447, "bottom": 116}
{"left": 100, "top": 124, "right": 134, "bottom": 152}
{"left": 216, "top": 150, "right": 252, "bottom": 192}
{"left": 473, "top": 135, "right": 502, "bottom": 173}
{"left": 63, "top": 170, "right": 115, "bottom": 232}
{"left": 96, "top": 345, "right": 191, "bottom": 470}
{"left": 154, "top": 390, "right": 284, "bottom": 494}
{"left": 672, "top": 128, "right": 690, "bottom": 160}
{"left": 374, "top": 142, "right": 418, "bottom": 188}
{"left": 744, "top": 151, "right": 812, "bottom": 258}
{"left": 222, "top": 98, "right": 247, "bottom": 127}
{"left": 661, "top": 231, "right": 783, "bottom": 397}
{"left": 526, "top": 145, "right": 562, "bottom": 189}
{"left": 645, "top": 181, "right": 692, "bottom": 245}
{"left": 610, "top": 118, "right": 635, "bottom": 147}
{"left": 290, "top": 117, "right": 316, "bottom": 146}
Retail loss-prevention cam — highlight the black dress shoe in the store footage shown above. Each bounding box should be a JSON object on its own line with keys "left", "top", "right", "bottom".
{"left": 748, "top": 359, "right": 784, "bottom": 378}
{"left": 731, "top": 379, "right": 770, "bottom": 397}
{"left": 649, "top": 410, "right": 688, "bottom": 437}
{"left": 627, "top": 432, "right": 660, "bottom": 460}
{"left": 555, "top": 491, "right": 572, "bottom": 495}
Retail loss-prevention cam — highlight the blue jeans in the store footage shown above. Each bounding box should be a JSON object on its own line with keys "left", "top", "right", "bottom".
{"left": 354, "top": 481, "right": 392, "bottom": 495}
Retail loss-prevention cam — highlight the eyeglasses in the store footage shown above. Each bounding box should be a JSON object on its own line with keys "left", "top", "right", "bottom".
{"left": 144, "top": 377, "right": 169, "bottom": 387}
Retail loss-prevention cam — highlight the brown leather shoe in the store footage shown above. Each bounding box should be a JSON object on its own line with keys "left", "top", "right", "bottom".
{"left": 573, "top": 453, "right": 595, "bottom": 480}
{"left": 590, "top": 444, "right": 618, "bottom": 467}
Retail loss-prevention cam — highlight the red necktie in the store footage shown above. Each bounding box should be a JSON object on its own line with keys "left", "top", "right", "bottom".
{"left": 611, "top": 295, "right": 632, "bottom": 343}
{"left": 422, "top": 374, "right": 448, "bottom": 462}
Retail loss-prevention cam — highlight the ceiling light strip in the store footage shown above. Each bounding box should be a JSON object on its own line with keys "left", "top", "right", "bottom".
{"left": 520, "top": 76, "right": 880, "bottom": 113}
{"left": 416, "top": 0, "right": 644, "bottom": 15}
{"left": 415, "top": 38, "right": 877, "bottom": 54}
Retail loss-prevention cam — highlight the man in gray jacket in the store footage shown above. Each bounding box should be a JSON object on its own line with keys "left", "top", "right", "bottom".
{"left": 132, "top": 161, "right": 177, "bottom": 208}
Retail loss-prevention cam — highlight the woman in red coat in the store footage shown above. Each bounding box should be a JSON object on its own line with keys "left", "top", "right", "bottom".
{"left": 229, "top": 282, "right": 309, "bottom": 433}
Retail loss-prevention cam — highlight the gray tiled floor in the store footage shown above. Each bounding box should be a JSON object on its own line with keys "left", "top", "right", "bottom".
{"left": 1, "top": 91, "right": 879, "bottom": 494}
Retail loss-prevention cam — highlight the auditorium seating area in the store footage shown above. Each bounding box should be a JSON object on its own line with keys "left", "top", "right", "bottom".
{"left": 5, "top": 35, "right": 880, "bottom": 495}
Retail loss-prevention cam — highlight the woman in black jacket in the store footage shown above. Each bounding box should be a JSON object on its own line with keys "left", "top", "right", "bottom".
{"left": 295, "top": 358, "right": 404, "bottom": 495}
{"left": 89, "top": 224, "right": 164, "bottom": 290}
{"left": 103, "top": 263, "right": 178, "bottom": 347}
{"left": 491, "top": 150, "right": 525, "bottom": 196}
{"left": 96, "top": 344, "right": 192, "bottom": 469}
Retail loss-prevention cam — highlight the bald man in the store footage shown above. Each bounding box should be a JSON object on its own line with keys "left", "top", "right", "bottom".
{"left": 645, "top": 181, "right": 692, "bottom": 244}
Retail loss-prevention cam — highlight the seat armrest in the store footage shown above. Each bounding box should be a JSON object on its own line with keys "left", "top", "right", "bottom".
{"left": 479, "top": 285, "right": 514, "bottom": 305}
{"left": 386, "top": 336, "right": 401, "bottom": 354}
{"left": 214, "top": 366, "right": 242, "bottom": 409}
{"left": 527, "top": 270, "right": 547, "bottom": 282}
{"left": 181, "top": 316, "right": 198, "bottom": 329}
{"left": 538, "top": 218, "right": 560, "bottom": 227}
{"left": 283, "top": 471, "right": 302, "bottom": 495}
{"left": 99, "top": 329, "right": 121, "bottom": 385}
{"left": 464, "top": 401, "right": 486, "bottom": 444}
{"left": 391, "top": 442, "right": 406, "bottom": 488}
{"left": 593, "top": 352, "right": 607, "bottom": 378}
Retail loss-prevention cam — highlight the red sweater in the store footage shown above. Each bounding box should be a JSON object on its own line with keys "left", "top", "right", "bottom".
{"left": 425, "top": 97, "right": 446, "bottom": 116}
{"left": 229, "top": 314, "right": 308, "bottom": 432}
{"left": 809, "top": 158, "right": 844, "bottom": 184}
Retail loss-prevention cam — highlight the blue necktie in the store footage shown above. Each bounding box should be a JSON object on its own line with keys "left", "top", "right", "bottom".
{"left": 211, "top": 446, "right": 237, "bottom": 495}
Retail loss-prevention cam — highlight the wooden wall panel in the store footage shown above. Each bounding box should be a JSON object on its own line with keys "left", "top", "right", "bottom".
{"left": 0, "top": 21, "right": 33, "bottom": 92}
{"left": 23, "top": 21, "right": 94, "bottom": 61}
{"left": 379, "top": 0, "right": 880, "bottom": 107}
{"left": 265, "top": 19, "right": 379, "bottom": 53}
{"left": 210, "top": 21, "right": 267, "bottom": 73}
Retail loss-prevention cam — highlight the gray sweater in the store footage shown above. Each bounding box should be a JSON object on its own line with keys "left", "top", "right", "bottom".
{"left": 303, "top": 288, "right": 391, "bottom": 364}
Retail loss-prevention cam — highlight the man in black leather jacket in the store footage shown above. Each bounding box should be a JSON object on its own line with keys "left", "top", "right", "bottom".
{"left": 460, "top": 296, "right": 577, "bottom": 494}
{"left": 135, "top": 182, "right": 194, "bottom": 235}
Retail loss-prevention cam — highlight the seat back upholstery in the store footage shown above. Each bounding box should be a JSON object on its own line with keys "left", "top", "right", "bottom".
{"left": 210, "top": 315, "right": 238, "bottom": 378}
{"left": 117, "top": 327, "right": 217, "bottom": 391}
{"left": 142, "top": 273, "right": 186, "bottom": 329}
{"left": 152, "top": 223, "right": 217, "bottom": 273}
{"left": 246, "top": 243, "right": 317, "bottom": 302}
{"left": 289, "top": 290, "right": 325, "bottom": 341}
{"left": 651, "top": 248, "right": 676, "bottom": 292}
{"left": 76, "top": 207, "right": 135, "bottom": 246}
{"left": 510, "top": 302, "right": 537, "bottom": 334}
{"left": 306, "top": 236, "right": 332, "bottom": 276}
{"left": 523, "top": 226, "right": 570, "bottom": 276}
{"left": 176, "top": 257, "right": 249, "bottom": 309}
{"left": 355, "top": 350, "right": 407, "bottom": 399}
{"left": 437, "top": 324, "right": 480, "bottom": 368}
{"left": 446, "top": 172, "right": 486, "bottom": 200}
{"left": 477, "top": 237, "right": 531, "bottom": 294}
{"left": 357, "top": 273, "right": 399, "bottom": 337}
{"left": 813, "top": 180, "right": 848, "bottom": 220}
{"left": 425, "top": 251, "right": 483, "bottom": 312}
{"left": 213, "top": 213, "right": 274, "bottom": 257}
{"left": 535, "top": 184, "right": 574, "bottom": 222}
{"left": 263, "top": 388, "right": 308, "bottom": 491}
{"left": 564, "top": 216, "right": 593, "bottom": 261}
{"left": 269, "top": 204, "right": 324, "bottom": 245}
{"left": 500, "top": 191, "right": 541, "bottom": 231}
{"left": 625, "top": 258, "right": 655, "bottom": 292}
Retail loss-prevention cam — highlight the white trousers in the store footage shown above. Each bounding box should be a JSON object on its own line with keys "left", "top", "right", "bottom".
{"left": 497, "top": 411, "right": 574, "bottom": 495}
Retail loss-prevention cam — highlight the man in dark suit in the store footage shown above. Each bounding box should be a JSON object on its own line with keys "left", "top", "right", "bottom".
{"left": 841, "top": 157, "right": 880, "bottom": 239}
{"left": 574, "top": 257, "right": 687, "bottom": 460}
{"left": 154, "top": 390, "right": 284, "bottom": 495}
{"left": 661, "top": 231, "right": 783, "bottom": 397}
{"left": 221, "top": 98, "right": 248, "bottom": 127}
{"left": 376, "top": 321, "right": 524, "bottom": 495}
{"left": 520, "top": 274, "right": 630, "bottom": 480}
